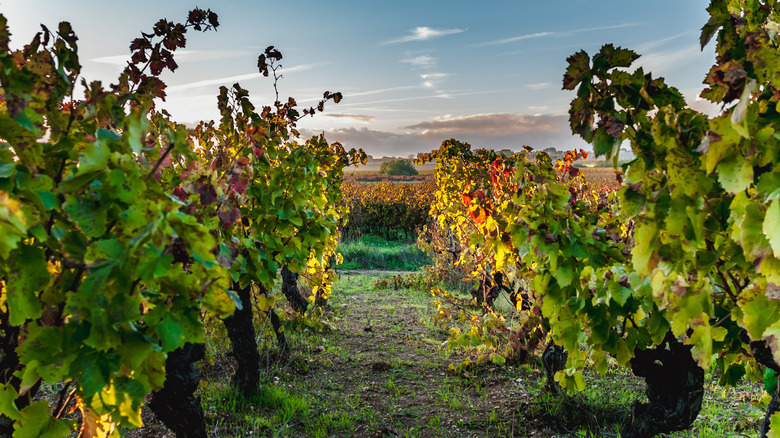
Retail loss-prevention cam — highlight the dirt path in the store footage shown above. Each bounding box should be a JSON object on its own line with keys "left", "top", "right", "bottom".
{"left": 130, "top": 274, "right": 574, "bottom": 437}
{"left": 297, "top": 274, "right": 548, "bottom": 437}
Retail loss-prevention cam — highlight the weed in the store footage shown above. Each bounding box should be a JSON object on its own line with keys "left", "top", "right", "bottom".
{"left": 337, "top": 235, "right": 431, "bottom": 271}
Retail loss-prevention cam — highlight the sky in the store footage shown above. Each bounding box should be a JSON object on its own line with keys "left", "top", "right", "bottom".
{"left": 3, "top": 1, "right": 719, "bottom": 157}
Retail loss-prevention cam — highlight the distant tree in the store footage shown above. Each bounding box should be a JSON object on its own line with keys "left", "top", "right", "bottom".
{"left": 380, "top": 159, "right": 418, "bottom": 176}
{"left": 543, "top": 147, "right": 559, "bottom": 154}
{"left": 497, "top": 148, "right": 514, "bottom": 156}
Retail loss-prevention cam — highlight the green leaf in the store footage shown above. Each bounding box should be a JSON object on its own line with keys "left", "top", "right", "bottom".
{"left": 157, "top": 314, "right": 186, "bottom": 352}
{"left": 551, "top": 261, "right": 575, "bottom": 288}
{"left": 766, "top": 200, "right": 780, "bottom": 258}
{"left": 168, "top": 211, "right": 216, "bottom": 262}
{"left": 72, "top": 352, "right": 111, "bottom": 399}
{"left": 704, "top": 116, "right": 741, "bottom": 174}
{"left": 62, "top": 196, "right": 108, "bottom": 239}
{"left": 15, "top": 400, "right": 72, "bottom": 438}
{"left": 490, "top": 353, "right": 506, "bottom": 366}
{"left": 0, "top": 162, "right": 15, "bottom": 178}
{"left": 764, "top": 368, "right": 778, "bottom": 395}
{"left": 742, "top": 291, "right": 780, "bottom": 340}
{"left": 201, "top": 287, "right": 237, "bottom": 318}
{"left": 119, "top": 333, "right": 154, "bottom": 371}
{"left": 592, "top": 128, "right": 621, "bottom": 158}
{"left": 36, "top": 191, "right": 57, "bottom": 210}
{"left": 563, "top": 50, "right": 591, "bottom": 90}
{"left": 719, "top": 363, "right": 746, "bottom": 387}
{"left": 591, "top": 43, "right": 639, "bottom": 73}
{"left": 6, "top": 245, "right": 49, "bottom": 325}
{"left": 0, "top": 222, "right": 25, "bottom": 259}
{"left": 77, "top": 141, "right": 109, "bottom": 175}
{"left": 700, "top": 1, "right": 729, "bottom": 49}
{"left": 717, "top": 155, "right": 753, "bottom": 194}
{"left": 0, "top": 383, "right": 22, "bottom": 421}
{"left": 632, "top": 221, "right": 657, "bottom": 275}
{"left": 125, "top": 111, "right": 149, "bottom": 154}
{"left": 739, "top": 200, "right": 772, "bottom": 262}
{"left": 757, "top": 169, "right": 780, "bottom": 200}
{"left": 685, "top": 322, "right": 726, "bottom": 369}
{"left": 109, "top": 169, "right": 146, "bottom": 204}
{"left": 769, "top": 411, "right": 780, "bottom": 438}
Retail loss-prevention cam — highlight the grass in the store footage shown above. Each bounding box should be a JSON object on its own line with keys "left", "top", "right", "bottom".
{"left": 125, "top": 234, "right": 769, "bottom": 437}
{"left": 337, "top": 234, "right": 431, "bottom": 271}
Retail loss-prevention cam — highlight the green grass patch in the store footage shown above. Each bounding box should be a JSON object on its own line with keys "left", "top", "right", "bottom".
{"left": 337, "top": 234, "right": 431, "bottom": 271}
{"left": 198, "top": 382, "right": 361, "bottom": 437}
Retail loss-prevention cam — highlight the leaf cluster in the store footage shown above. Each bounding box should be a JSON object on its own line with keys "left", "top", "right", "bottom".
{"left": 0, "top": 9, "right": 365, "bottom": 437}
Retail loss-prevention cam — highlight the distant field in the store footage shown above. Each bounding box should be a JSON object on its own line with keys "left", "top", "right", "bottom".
{"left": 343, "top": 164, "right": 621, "bottom": 188}
{"left": 580, "top": 167, "right": 623, "bottom": 190}
{"left": 344, "top": 174, "right": 433, "bottom": 183}
{"left": 344, "top": 162, "right": 436, "bottom": 174}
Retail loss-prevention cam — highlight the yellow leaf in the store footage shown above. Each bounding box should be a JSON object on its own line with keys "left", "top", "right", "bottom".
{"left": 256, "top": 294, "right": 277, "bottom": 312}
{"left": 78, "top": 396, "right": 119, "bottom": 438}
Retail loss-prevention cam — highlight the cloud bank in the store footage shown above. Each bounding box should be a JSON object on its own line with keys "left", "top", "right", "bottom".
{"left": 302, "top": 112, "right": 588, "bottom": 157}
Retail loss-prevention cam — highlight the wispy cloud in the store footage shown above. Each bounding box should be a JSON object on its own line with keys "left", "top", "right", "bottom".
{"left": 474, "top": 32, "right": 552, "bottom": 47}
{"left": 322, "top": 113, "right": 375, "bottom": 123}
{"left": 635, "top": 30, "right": 696, "bottom": 53}
{"left": 347, "top": 85, "right": 420, "bottom": 98}
{"left": 421, "top": 73, "right": 450, "bottom": 79}
{"left": 631, "top": 45, "right": 703, "bottom": 76}
{"left": 526, "top": 82, "right": 552, "bottom": 90}
{"left": 166, "top": 64, "right": 320, "bottom": 92}
{"left": 167, "top": 73, "right": 262, "bottom": 92}
{"left": 475, "top": 23, "right": 638, "bottom": 47}
{"left": 401, "top": 55, "right": 437, "bottom": 67}
{"left": 420, "top": 72, "right": 451, "bottom": 89}
{"left": 404, "top": 113, "right": 562, "bottom": 135}
{"left": 339, "top": 88, "right": 514, "bottom": 108}
{"left": 383, "top": 26, "right": 466, "bottom": 45}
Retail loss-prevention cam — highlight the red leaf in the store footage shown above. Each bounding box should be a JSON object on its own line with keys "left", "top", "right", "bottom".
{"left": 218, "top": 205, "right": 241, "bottom": 228}
{"left": 195, "top": 182, "right": 217, "bottom": 206}
{"left": 229, "top": 174, "right": 249, "bottom": 194}
{"left": 469, "top": 207, "right": 487, "bottom": 224}
{"left": 172, "top": 187, "right": 188, "bottom": 201}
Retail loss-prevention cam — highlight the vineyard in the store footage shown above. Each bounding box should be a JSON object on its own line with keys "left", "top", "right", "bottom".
{"left": 341, "top": 178, "right": 435, "bottom": 242}
{"left": 1, "top": 1, "right": 780, "bottom": 438}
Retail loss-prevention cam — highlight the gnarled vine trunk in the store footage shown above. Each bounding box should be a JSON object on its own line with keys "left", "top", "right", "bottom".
{"left": 541, "top": 340, "right": 567, "bottom": 393}
{"left": 281, "top": 265, "right": 308, "bottom": 314}
{"left": 749, "top": 340, "right": 780, "bottom": 437}
{"left": 761, "top": 394, "right": 780, "bottom": 438}
{"left": 0, "top": 321, "right": 41, "bottom": 438}
{"left": 148, "top": 342, "right": 207, "bottom": 438}
{"left": 223, "top": 281, "right": 262, "bottom": 396}
{"left": 222, "top": 280, "right": 289, "bottom": 397}
{"left": 621, "top": 332, "right": 704, "bottom": 438}
{"left": 258, "top": 282, "right": 289, "bottom": 355}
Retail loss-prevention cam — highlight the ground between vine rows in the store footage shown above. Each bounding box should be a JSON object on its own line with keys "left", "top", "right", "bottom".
{"left": 125, "top": 271, "right": 763, "bottom": 437}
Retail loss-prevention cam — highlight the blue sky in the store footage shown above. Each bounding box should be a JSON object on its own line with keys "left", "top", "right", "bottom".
{"left": 4, "top": 1, "right": 717, "bottom": 157}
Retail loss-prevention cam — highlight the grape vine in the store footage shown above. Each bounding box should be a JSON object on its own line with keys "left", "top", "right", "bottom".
{"left": 0, "top": 9, "right": 363, "bottom": 437}
{"left": 418, "top": 1, "right": 780, "bottom": 436}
